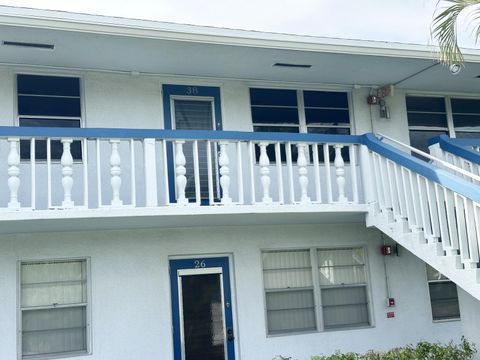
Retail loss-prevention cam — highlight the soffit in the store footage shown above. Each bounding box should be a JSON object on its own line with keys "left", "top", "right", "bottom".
{"left": 0, "top": 24, "right": 479, "bottom": 93}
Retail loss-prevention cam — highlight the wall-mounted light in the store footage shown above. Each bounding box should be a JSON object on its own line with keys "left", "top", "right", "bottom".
{"left": 449, "top": 63, "right": 462, "bottom": 75}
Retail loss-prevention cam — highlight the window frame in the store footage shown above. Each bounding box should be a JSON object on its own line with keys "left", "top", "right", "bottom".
{"left": 260, "top": 245, "right": 373, "bottom": 337}
{"left": 17, "top": 257, "right": 92, "bottom": 360}
{"left": 406, "top": 94, "right": 480, "bottom": 151}
{"left": 425, "top": 265, "right": 461, "bottom": 323}
{"left": 14, "top": 71, "right": 85, "bottom": 163}
{"left": 250, "top": 87, "right": 354, "bottom": 135}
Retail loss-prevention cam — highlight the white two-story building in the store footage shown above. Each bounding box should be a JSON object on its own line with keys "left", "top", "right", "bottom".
{"left": 0, "top": 5, "right": 479, "bottom": 360}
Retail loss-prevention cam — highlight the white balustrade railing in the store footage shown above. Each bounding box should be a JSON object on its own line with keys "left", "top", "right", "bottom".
{"left": 0, "top": 128, "right": 363, "bottom": 212}
{"left": 429, "top": 144, "right": 480, "bottom": 185}
{"left": 364, "top": 135, "right": 480, "bottom": 270}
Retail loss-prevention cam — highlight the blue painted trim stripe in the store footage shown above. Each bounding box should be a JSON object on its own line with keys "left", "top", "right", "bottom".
{"left": 0, "top": 126, "right": 362, "bottom": 143}
{"left": 428, "top": 134, "right": 480, "bottom": 165}
{"left": 362, "top": 133, "right": 480, "bottom": 202}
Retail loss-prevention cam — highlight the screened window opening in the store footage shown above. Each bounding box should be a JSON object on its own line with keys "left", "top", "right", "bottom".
{"left": 262, "top": 247, "right": 370, "bottom": 335}
{"left": 250, "top": 88, "right": 351, "bottom": 162}
{"left": 20, "top": 259, "right": 89, "bottom": 359}
{"left": 406, "top": 96, "right": 480, "bottom": 157}
{"left": 451, "top": 98, "right": 480, "bottom": 138}
{"left": 426, "top": 264, "right": 460, "bottom": 321}
{"left": 17, "top": 74, "right": 82, "bottom": 161}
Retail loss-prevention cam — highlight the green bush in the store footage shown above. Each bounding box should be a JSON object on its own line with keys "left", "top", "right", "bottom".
{"left": 274, "top": 337, "right": 476, "bottom": 360}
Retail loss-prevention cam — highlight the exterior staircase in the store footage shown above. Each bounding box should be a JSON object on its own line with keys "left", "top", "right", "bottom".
{"left": 361, "top": 134, "right": 480, "bottom": 301}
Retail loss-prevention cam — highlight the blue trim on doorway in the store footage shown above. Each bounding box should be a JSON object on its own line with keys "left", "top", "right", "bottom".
{"left": 162, "top": 84, "right": 223, "bottom": 203}
{"left": 170, "top": 256, "right": 235, "bottom": 360}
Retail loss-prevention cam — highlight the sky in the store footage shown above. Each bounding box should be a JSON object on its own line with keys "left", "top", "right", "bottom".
{"left": 0, "top": 0, "right": 478, "bottom": 48}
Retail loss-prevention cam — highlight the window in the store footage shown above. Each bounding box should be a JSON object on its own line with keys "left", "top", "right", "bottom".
{"left": 250, "top": 88, "right": 351, "bottom": 161}
{"left": 426, "top": 264, "right": 460, "bottom": 321}
{"left": 406, "top": 96, "right": 480, "bottom": 156}
{"left": 318, "top": 248, "right": 369, "bottom": 330}
{"left": 17, "top": 74, "right": 82, "bottom": 160}
{"left": 20, "top": 259, "right": 89, "bottom": 359}
{"left": 262, "top": 250, "right": 316, "bottom": 334}
{"left": 262, "top": 247, "right": 370, "bottom": 335}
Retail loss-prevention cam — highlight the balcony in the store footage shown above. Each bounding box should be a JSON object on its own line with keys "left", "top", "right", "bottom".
{"left": 0, "top": 127, "right": 368, "bottom": 233}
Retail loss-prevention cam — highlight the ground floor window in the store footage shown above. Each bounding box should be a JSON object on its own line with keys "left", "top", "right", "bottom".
{"left": 262, "top": 247, "right": 370, "bottom": 335}
{"left": 20, "top": 259, "right": 89, "bottom": 359}
{"left": 426, "top": 264, "right": 460, "bottom": 321}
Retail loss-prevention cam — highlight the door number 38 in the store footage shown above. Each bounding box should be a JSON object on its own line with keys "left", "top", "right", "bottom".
{"left": 194, "top": 260, "right": 206, "bottom": 268}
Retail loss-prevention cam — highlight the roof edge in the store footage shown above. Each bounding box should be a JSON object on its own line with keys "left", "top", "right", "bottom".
{"left": 1, "top": 5, "right": 480, "bottom": 62}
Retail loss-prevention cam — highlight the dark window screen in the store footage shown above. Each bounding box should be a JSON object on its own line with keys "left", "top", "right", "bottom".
{"left": 17, "top": 75, "right": 82, "bottom": 161}
{"left": 181, "top": 274, "right": 225, "bottom": 360}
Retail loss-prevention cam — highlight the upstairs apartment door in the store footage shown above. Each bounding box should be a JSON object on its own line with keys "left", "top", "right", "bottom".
{"left": 162, "top": 85, "right": 223, "bottom": 204}
{"left": 170, "top": 257, "right": 236, "bottom": 360}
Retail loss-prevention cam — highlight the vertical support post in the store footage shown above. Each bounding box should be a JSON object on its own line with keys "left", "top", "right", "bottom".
{"left": 110, "top": 139, "right": 123, "bottom": 207}
{"left": 296, "top": 143, "right": 310, "bottom": 204}
{"left": 175, "top": 140, "right": 188, "bottom": 205}
{"left": 143, "top": 138, "right": 158, "bottom": 207}
{"left": 259, "top": 142, "right": 272, "bottom": 204}
{"left": 219, "top": 141, "right": 232, "bottom": 204}
{"left": 334, "top": 144, "right": 347, "bottom": 203}
{"left": 7, "top": 137, "right": 20, "bottom": 209}
{"left": 61, "top": 138, "right": 74, "bottom": 208}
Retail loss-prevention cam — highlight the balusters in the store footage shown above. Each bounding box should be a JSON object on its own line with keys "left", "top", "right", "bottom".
{"left": 7, "top": 138, "right": 20, "bottom": 209}
{"left": 109, "top": 139, "right": 123, "bottom": 207}
{"left": 219, "top": 142, "right": 232, "bottom": 204}
{"left": 259, "top": 142, "right": 272, "bottom": 204}
{"left": 296, "top": 143, "right": 310, "bottom": 204}
{"left": 175, "top": 140, "right": 188, "bottom": 205}
{"left": 334, "top": 144, "right": 347, "bottom": 203}
{"left": 61, "top": 139, "right": 74, "bottom": 208}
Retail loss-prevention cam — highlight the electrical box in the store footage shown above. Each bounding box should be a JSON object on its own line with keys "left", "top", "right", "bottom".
{"left": 381, "top": 245, "right": 392, "bottom": 256}
{"left": 387, "top": 297, "right": 395, "bottom": 307}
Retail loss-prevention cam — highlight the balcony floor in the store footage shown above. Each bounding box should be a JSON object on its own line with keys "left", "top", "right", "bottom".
{"left": 0, "top": 204, "right": 368, "bottom": 235}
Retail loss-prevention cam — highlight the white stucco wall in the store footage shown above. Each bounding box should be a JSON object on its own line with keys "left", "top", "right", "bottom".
{"left": 458, "top": 289, "right": 480, "bottom": 352}
{"left": 0, "top": 223, "right": 464, "bottom": 360}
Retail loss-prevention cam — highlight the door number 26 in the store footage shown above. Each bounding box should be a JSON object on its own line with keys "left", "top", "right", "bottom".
{"left": 194, "top": 259, "right": 206, "bottom": 268}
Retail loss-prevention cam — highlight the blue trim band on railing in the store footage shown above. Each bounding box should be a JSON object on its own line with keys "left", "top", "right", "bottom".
{"left": 428, "top": 134, "right": 480, "bottom": 165}
{"left": 0, "top": 126, "right": 363, "bottom": 143}
{"left": 362, "top": 133, "right": 480, "bottom": 202}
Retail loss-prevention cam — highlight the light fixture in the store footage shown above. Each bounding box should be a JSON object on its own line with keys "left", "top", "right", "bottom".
{"left": 2, "top": 41, "right": 54, "bottom": 50}
{"left": 449, "top": 63, "right": 462, "bottom": 75}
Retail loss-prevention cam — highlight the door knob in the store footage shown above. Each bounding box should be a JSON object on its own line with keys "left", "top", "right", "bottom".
{"left": 227, "top": 328, "right": 234, "bottom": 342}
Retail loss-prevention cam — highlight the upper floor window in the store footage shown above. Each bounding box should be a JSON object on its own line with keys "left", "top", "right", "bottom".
{"left": 20, "top": 259, "right": 90, "bottom": 359}
{"left": 17, "top": 74, "right": 82, "bottom": 160}
{"left": 406, "top": 96, "right": 480, "bottom": 156}
{"left": 262, "top": 247, "right": 370, "bottom": 335}
{"left": 250, "top": 88, "right": 351, "bottom": 161}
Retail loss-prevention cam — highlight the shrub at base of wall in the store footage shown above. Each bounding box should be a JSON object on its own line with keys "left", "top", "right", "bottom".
{"left": 273, "top": 337, "right": 477, "bottom": 360}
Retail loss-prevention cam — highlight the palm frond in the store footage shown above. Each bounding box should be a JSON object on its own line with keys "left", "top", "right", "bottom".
{"left": 432, "top": 0, "right": 480, "bottom": 65}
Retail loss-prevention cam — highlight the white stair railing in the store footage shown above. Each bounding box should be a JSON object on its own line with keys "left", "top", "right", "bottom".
{"left": 428, "top": 135, "right": 480, "bottom": 184}
{"left": 362, "top": 135, "right": 480, "bottom": 288}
